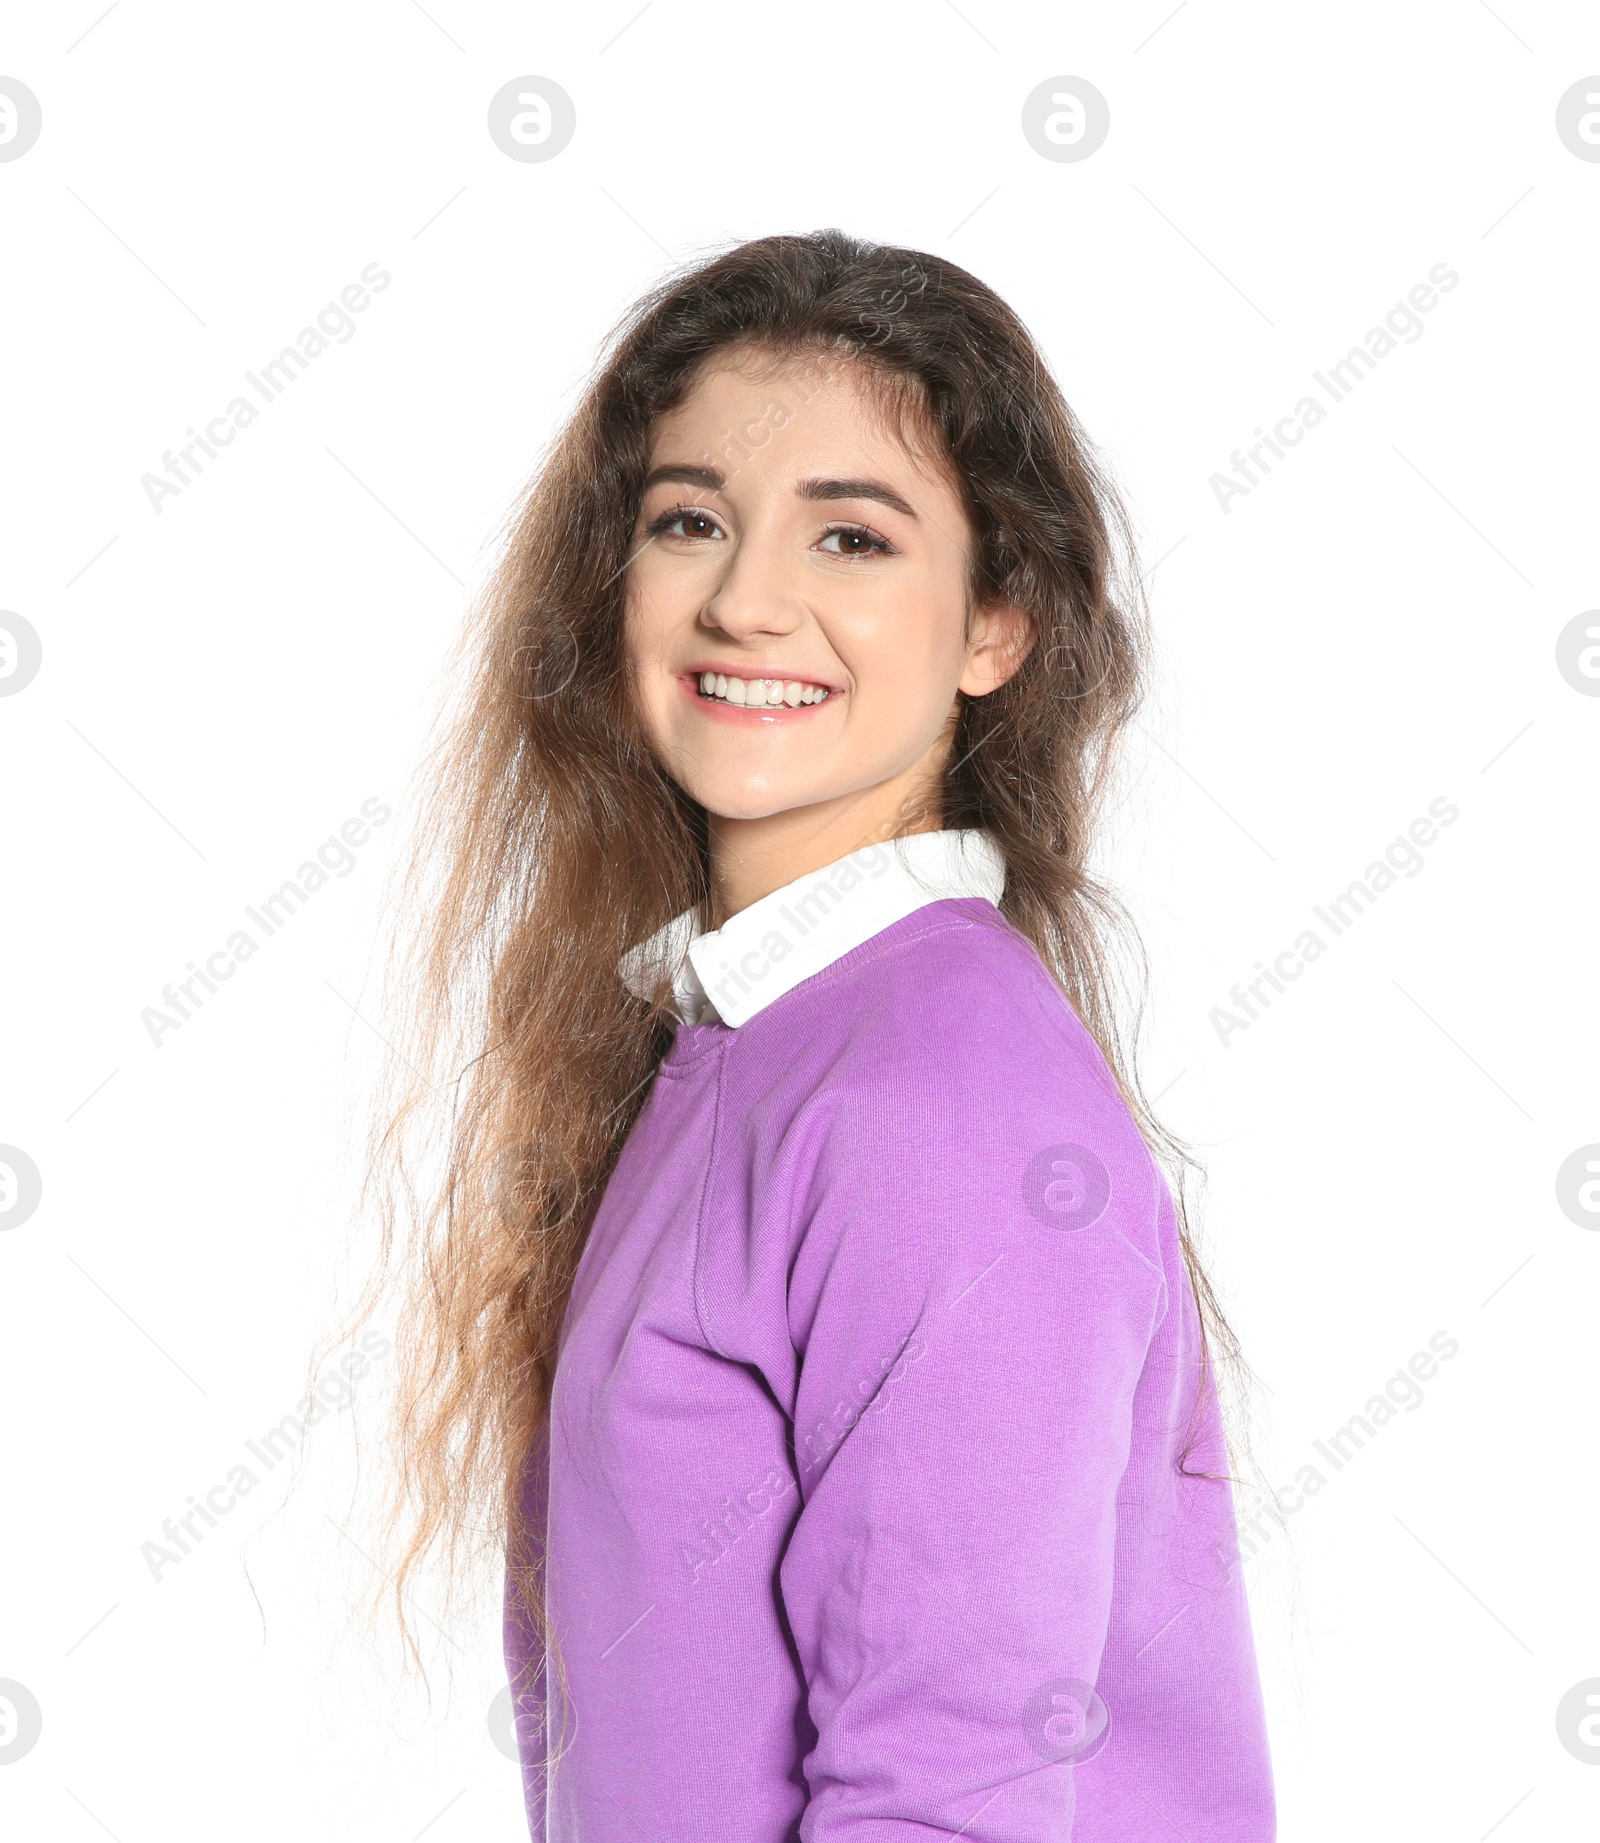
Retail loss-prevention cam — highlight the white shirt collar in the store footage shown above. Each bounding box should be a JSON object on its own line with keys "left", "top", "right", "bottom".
{"left": 618, "top": 828, "right": 1005, "bottom": 1028}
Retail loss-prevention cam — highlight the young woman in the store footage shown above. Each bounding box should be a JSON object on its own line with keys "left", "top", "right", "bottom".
{"left": 369, "top": 230, "right": 1274, "bottom": 1840}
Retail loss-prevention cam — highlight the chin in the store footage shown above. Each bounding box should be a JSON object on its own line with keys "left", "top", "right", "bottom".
{"left": 695, "top": 793, "right": 821, "bottom": 823}
{"left": 689, "top": 773, "right": 840, "bottom": 823}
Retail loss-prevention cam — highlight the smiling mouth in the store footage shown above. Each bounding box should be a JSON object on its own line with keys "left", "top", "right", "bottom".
{"left": 696, "top": 671, "right": 832, "bottom": 708}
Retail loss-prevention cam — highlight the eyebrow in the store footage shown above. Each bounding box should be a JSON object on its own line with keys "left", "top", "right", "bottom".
{"left": 642, "top": 464, "right": 725, "bottom": 493}
{"left": 640, "top": 464, "right": 917, "bottom": 520}
{"left": 797, "top": 475, "right": 917, "bottom": 519}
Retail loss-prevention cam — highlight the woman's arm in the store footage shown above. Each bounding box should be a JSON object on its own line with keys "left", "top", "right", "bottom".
{"left": 777, "top": 1048, "right": 1170, "bottom": 1841}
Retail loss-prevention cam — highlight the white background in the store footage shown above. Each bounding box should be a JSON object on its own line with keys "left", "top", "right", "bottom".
{"left": 2, "top": 2, "right": 1597, "bottom": 1837}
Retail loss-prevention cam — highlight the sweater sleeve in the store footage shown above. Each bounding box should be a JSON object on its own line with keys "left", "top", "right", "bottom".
{"left": 777, "top": 1040, "right": 1169, "bottom": 1842}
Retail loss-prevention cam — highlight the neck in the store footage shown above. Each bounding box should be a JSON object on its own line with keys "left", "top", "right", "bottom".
{"left": 708, "top": 772, "right": 944, "bottom": 923}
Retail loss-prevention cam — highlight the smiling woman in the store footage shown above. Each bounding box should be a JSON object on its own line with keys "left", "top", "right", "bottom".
{"left": 352, "top": 229, "right": 1276, "bottom": 1843}
{"left": 624, "top": 346, "right": 1033, "bottom": 917}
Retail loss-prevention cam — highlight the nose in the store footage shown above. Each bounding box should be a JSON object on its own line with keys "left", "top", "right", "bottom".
{"left": 698, "top": 525, "right": 806, "bottom": 642}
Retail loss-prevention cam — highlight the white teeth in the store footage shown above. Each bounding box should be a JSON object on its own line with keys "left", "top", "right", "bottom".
{"left": 697, "top": 672, "right": 830, "bottom": 708}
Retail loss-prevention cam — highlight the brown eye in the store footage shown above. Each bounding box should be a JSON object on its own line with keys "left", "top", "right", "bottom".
{"left": 817, "top": 524, "right": 893, "bottom": 558}
{"left": 646, "top": 505, "right": 723, "bottom": 541}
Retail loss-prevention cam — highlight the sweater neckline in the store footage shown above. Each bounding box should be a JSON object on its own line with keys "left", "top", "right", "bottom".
{"left": 619, "top": 829, "right": 1005, "bottom": 1029}
{"left": 654, "top": 898, "right": 1005, "bottom": 1073}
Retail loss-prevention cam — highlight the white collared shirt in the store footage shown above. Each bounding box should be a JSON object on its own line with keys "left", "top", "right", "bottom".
{"left": 617, "top": 828, "right": 1006, "bottom": 1028}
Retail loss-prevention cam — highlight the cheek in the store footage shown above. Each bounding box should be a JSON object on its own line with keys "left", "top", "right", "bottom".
{"left": 622, "top": 572, "right": 671, "bottom": 670}
{"left": 862, "top": 668, "right": 959, "bottom": 755}
{"left": 843, "top": 572, "right": 970, "bottom": 689}
{"left": 626, "top": 551, "right": 707, "bottom": 647}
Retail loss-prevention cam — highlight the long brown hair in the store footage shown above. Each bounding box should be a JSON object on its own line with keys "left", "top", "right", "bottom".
{"left": 325, "top": 229, "right": 1246, "bottom": 1676}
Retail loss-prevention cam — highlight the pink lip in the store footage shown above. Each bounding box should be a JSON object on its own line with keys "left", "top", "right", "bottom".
{"left": 676, "top": 669, "right": 840, "bottom": 720}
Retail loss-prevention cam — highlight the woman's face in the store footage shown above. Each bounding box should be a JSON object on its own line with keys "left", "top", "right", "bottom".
{"left": 623, "top": 348, "right": 1029, "bottom": 826}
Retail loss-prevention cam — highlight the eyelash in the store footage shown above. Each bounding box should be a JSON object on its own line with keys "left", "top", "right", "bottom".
{"left": 644, "top": 503, "right": 719, "bottom": 541}
{"left": 643, "top": 503, "right": 896, "bottom": 558}
{"left": 818, "top": 522, "right": 895, "bottom": 558}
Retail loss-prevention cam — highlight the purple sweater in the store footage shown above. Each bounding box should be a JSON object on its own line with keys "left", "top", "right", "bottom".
{"left": 504, "top": 893, "right": 1274, "bottom": 1840}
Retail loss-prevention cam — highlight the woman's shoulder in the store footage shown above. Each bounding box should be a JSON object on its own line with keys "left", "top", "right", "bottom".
{"left": 735, "top": 897, "right": 1166, "bottom": 1245}
{"left": 802, "top": 897, "right": 1126, "bottom": 1100}
{"left": 724, "top": 900, "right": 1172, "bottom": 1328}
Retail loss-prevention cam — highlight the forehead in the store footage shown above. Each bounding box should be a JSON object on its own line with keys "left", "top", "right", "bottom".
{"left": 647, "top": 347, "right": 951, "bottom": 490}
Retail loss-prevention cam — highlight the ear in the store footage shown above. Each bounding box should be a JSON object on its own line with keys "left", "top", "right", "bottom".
{"left": 957, "top": 601, "right": 1036, "bottom": 698}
